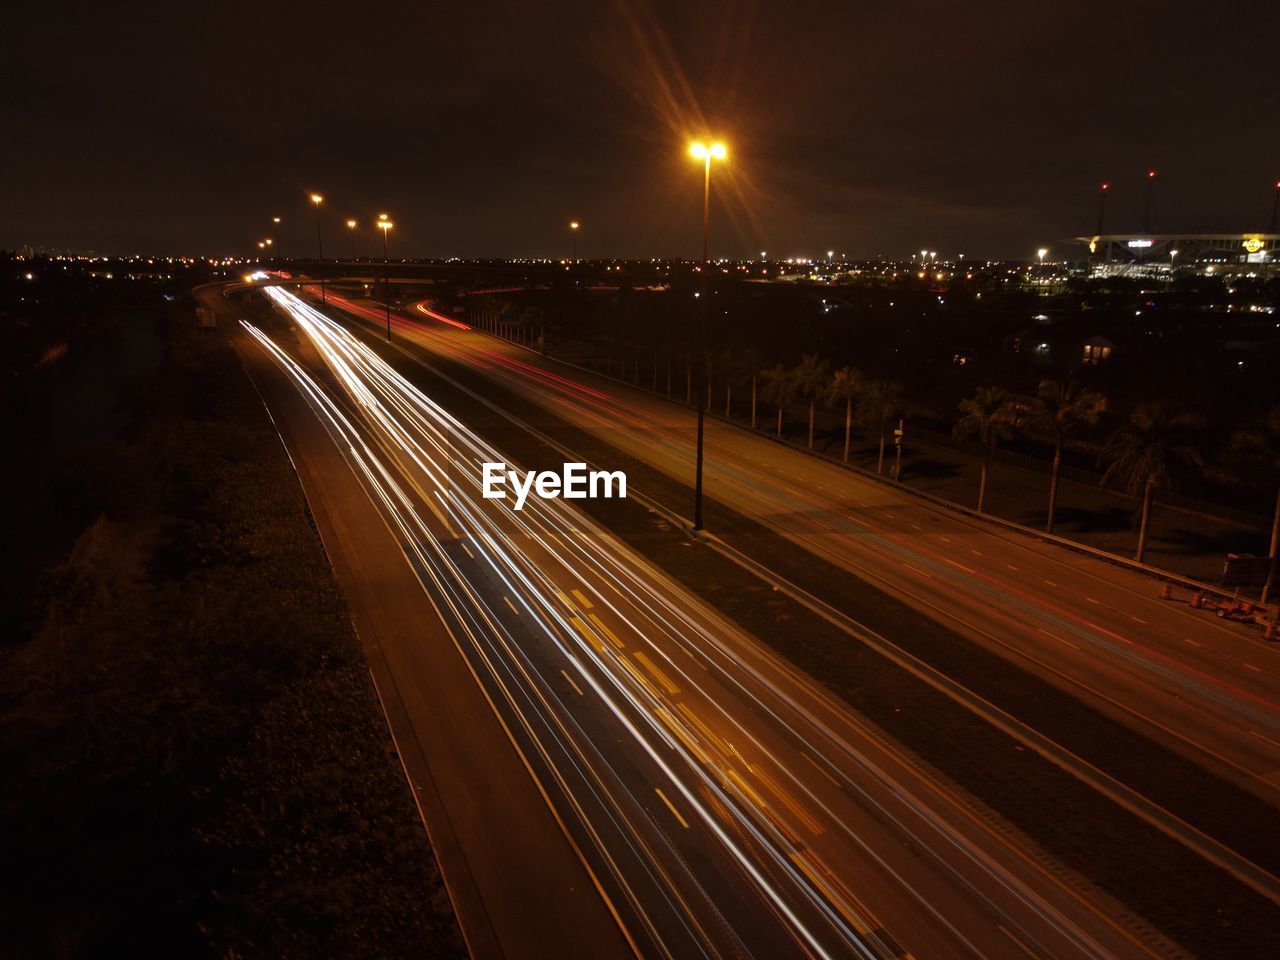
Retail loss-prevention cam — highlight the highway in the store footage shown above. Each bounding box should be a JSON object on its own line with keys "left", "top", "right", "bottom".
{"left": 212, "top": 282, "right": 1192, "bottom": 958}
{"left": 335, "top": 290, "right": 1280, "bottom": 811}
{"left": 302, "top": 286, "right": 1280, "bottom": 931}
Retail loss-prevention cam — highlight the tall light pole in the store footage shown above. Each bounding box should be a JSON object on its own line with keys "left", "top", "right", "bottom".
{"left": 688, "top": 139, "right": 726, "bottom": 531}
{"left": 1095, "top": 182, "right": 1108, "bottom": 236}
{"left": 569, "top": 220, "right": 580, "bottom": 263}
{"left": 377, "top": 215, "right": 393, "bottom": 342}
{"left": 272, "top": 216, "right": 282, "bottom": 260}
{"left": 310, "top": 194, "right": 326, "bottom": 304}
{"left": 346, "top": 219, "right": 358, "bottom": 262}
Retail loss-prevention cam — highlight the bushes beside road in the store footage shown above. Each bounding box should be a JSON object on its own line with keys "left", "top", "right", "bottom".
{"left": 0, "top": 303, "right": 463, "bottom": 958}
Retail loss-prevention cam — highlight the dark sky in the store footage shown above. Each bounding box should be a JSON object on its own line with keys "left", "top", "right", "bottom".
{"left": 5, "top": 1, "right": 1279, "bottom": 260}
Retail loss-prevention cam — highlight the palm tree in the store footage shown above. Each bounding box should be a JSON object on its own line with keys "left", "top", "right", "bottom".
{"left": 1232, "top": 405, "right": 1280, "bottom": 604}
{"left": 761, "top": 363, "right": 797, "bottom": 439}
{"left": 858, "top": 379, "right": 905, "bottom": 476}
{"left": 717, "top": 346, "right": 738, "bottom": 417}
{"left": 954, "top": 386, "right": 1018, "bottom": 513}
{"left": 735, "top": 346, "right": 763, "bottom": 429}
{"left": 1007, "top": 380, "right": 1106, "bottom": 534}
{"left": 825, "top": 366, "right": 863, "bottom": 463}
{"left": 793, "top": 353, "right": 830, "bottom": 449}
{"left": 1098, "top": 403, "right": 1205, "bottom": 564}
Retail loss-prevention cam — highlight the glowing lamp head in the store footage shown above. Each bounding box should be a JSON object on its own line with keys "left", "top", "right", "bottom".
{"left": 1037, "top": 247, "right": 1048, "bottom": 259}
{"left": 1100, "top": 182, "right": 1109, "bottom": 191}
{"left": 346, "top": 219, "right": 357, "bottom": 229}
{"left": 310, "top": 193, "right": 323, "bottom": 205}
{"left": 569, "top": 220, "right": 580, "bottom": 231}
{"left": 1147, "top": 170, "right": 1156, "bottom": 179}
{"left": 272, "top": 216, "right": 281, "bottom": 223}
{"left": 689, "top": 141, "right": 726, "bottom": 161}
{"left": 377, "top": 220, "right": 393, "bottom": 231}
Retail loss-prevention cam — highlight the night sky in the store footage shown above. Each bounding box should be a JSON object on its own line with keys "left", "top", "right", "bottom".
{"left": 5, "top": 1, "right": 1279, "bottom": 260}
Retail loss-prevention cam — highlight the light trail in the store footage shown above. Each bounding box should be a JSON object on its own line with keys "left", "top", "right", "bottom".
{"left": 344, "top": 291, "right": 1280, "bottom": 793}
{"left": 241, "top": 284, "right": 1151, "bottom": 958}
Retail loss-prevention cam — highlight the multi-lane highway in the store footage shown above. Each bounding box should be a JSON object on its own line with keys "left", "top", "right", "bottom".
{"left": 297, "top": 283, "right": 1280, "bottom": 951}
{"left": 203, "top": 281, "right": 1208, "bottom": 958}
{"left": 332, "top": 289, "right": 1280, "bottom": 806}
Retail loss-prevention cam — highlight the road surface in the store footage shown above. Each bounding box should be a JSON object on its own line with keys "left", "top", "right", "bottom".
{"left": 211, "top": 282, "right": 1201, "bottom": 958}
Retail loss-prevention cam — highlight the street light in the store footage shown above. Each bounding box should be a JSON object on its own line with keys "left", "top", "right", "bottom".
{"left": 569, "top": 220, "right": 580, "bottom": 263}
{"left": 310, "top": 194, "right": 326, "bottom": 303}
{"left": 688, "top": 139, "right": 727, "bottom": 531}
{"left": 377, "top": 216, "right": 393, "bottom": 342}
{"left": 346, "top": 219, "right": 358, "bottom": 262}
{"left": 271, "top": 216, "right": 282, "bottom": 259}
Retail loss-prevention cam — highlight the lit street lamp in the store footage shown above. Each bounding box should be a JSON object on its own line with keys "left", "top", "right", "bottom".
{"left": 377, "top": 215, "right": 393, "bottom": 342}
{"left": 688, "top": 139, "right": 727, "bottom": 531}
{"left": 310, "top": 193, "right": 326, "bottom": 304}
{"left": 272, "top": 216, "right": 282, "bottom": 259}
{"left": 569, "top": 220, "right": 580, "bottom": 263}
{"left": 346, "top": 219, "right": 358, "bottom": 262}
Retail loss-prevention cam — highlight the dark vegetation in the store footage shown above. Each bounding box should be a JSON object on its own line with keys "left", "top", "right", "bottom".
{"left": 451, "top": 265, "right": 1280, "bottom": 586}
{"left": 329, "top": 301, "right": 1280, "bottom": 958}
{"left": 0, "top": 267, "right": 463, "bottom": 957}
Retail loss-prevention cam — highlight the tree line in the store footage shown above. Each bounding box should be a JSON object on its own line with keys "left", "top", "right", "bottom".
{"left": 699, "top": 351, "right": 1280, "bottom": 588}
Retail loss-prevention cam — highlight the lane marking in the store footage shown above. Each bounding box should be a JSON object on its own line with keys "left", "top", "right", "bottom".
{"left": 587, "top": 612, "right": 625, "bottom": 649}
{"left": 502, "top": 595, "right": 519, "bottom": 615}
{"left": 655, "top": 788, "right": 689, "bottom": 828}
{"left": 570, "top": 615, "right": 604, "bottom": 653}
{"left": 559, "top": 669, "right": 585, "bottom": 697}
{"left": 571, "top": 587, "right": 594, "bottom": 609}
{"left": 634, "top": 650, "right": 680, "bottom": 694}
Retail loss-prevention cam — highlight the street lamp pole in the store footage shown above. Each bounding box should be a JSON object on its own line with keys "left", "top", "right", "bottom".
{"left": 310, "top": 194, "right": 325, "bottom": 304}
{"left": 689, "top": 140, "right": 726, "bottom": 531}
{"left": 272, "top": 216, "right": 281, "bottom": 262}
{"left": 378, "top": 215, "right": 393, "bottom": 342}
{"left": 569, "top": 220, "right": 580, "bottom": 263}
{"left": 347, "top": 219, "right": 358, "bottom": 262}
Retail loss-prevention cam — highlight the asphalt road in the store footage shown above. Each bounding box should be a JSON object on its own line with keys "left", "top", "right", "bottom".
{"left": 213, "top": 282, "right": 1208, "bottom": 958}
{"left": 356, "top": 292, "right": 1280, "bottom": 808}
{"left": 303, "top": 287, "right": 1280, "bottom": 916}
